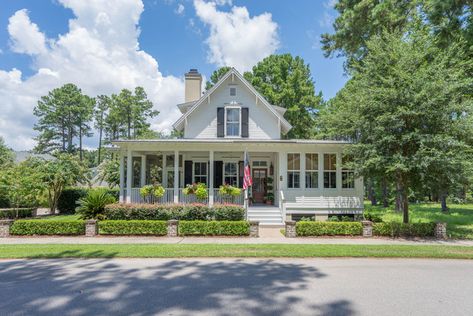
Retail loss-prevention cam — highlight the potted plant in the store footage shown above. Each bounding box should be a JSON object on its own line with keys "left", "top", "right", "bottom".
{"left": 183, "top": 183, "right": 208, "bottom": 202}
{"left": 140, "top": 184, "right": 165, "bottom": 203}
{"left": 266, "top": 177, "right": 274, "bottom": 205}
{"left": 219, "top": 184, "right": 241, "bottom": 203}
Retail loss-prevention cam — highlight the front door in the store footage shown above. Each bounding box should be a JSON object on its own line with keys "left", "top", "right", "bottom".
{"left": 252, "top": 168, "right": 267, "bottom": 203}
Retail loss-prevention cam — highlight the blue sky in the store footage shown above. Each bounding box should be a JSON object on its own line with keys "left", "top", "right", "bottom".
{"left": 0, "top": 0, "right": 346, "bottom": 150}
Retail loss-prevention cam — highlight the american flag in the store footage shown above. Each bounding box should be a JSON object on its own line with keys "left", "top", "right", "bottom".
{"left": 243, "top": 152, "right": 253, "bottom": 190}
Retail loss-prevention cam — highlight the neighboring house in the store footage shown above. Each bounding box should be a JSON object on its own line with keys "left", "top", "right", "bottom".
{"left": 14, "top": 151, "right": 55, "bottom": 163}
{"left": 112, "top": 68, "right": 363, "bottom": 225}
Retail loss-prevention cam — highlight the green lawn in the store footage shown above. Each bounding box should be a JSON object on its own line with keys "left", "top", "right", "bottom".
{"left": 365, "top": 202, "right": 473, "bottom": 239}
{"left": 0, "top": 244, "right": 472, "bottom": 259}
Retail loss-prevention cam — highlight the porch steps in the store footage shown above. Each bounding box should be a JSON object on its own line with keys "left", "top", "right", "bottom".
{"left": 247, "top": 206, "right": 284, "bottom": 226}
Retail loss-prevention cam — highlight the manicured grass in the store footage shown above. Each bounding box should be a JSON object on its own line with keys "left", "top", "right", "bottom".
{"left": 365, "top": 202, "right": 473, "bottom": 239}
{"left": 0, "top": 244, "right": 472, "bottom": 259}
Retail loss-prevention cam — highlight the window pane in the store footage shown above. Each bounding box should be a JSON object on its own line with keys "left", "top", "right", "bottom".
{"left": 324, "top": 154, "right": 336, "bottom": 170}
{"left": 166, "top": 155, "right": 174, "bottom": 167}
{"left": 305, "top": 171, "right": 318, "bottom": 188}
{"left": 230, "top": 87, "right": 236, "bottom": 96}
{"left": 342, "top": 171, "right": 355, "bottom": 189}
{"left": 306, "top": 153, "right": 318, "bottom": 170}
{"left": 287, "top": 171, "right": 300, "bottom": 189}
{"left": 287, "top": 153, "right": 300, "bottom": 170}
{"left": 324, "top": 171, "right": 336, "bottom": 189}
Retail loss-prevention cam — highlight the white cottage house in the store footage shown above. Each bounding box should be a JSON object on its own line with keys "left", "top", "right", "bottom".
{"left": 113, "top": 68, "right": 363, "bottom": 225}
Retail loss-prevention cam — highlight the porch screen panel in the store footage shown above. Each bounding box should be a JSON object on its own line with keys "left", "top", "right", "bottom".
{"left": 305, "top": 153, "right": 318, "bottom": 188}
{"left": 324, "top": 154, "right": 337, "bottom": 188}
{"left": 287, "top": 153, "right": 300, "bottom": 189}
{"left": 132, "top": 157, "right": 141, "bottom": 188}
{"left": 146, "top": 155, "right": 163, "bottom": 185}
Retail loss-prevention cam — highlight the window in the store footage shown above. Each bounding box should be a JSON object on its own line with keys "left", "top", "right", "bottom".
{"left": 252, "top": 161, "right": 267, "bottom": 167}
{"left": 305, "top": 153, "right": 318, "bottom": 189}
{"left": 226, "top": 107, "right": 240, "bottom": 136}
{"left": 194, "top": 162, "right": 207, "bottom": 184}
{"left": 287, "top": 153, "right": 300, "bottom": 188}
{"left": 342, "top": 155, "right": 355, "bottom": 189}
{"left": 324, "top": 154, "right": 337, "bottom": 189}
{"left": 230, "top": 87, "right": 236, "bottom": 96}
{"left": 224, "top": 162, "right": 238, "bottom": 186}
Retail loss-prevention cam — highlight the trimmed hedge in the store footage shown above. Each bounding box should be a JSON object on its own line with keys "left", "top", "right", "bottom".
{"left": 98, "top": 220, "right": 167, "bottom": 236}
{"left": 0, "top": 208, "right": 35, "bottom": 219}
{"left": 296, "top": 221, "right": 363, "bottom": 236}
{"left": 103, "top": 203, "right": 245, "bottom": 221}
{"left": 373, "top": 222, "right": 436, "bottom": 238}
{"left": 58, "top": 187, "right": 119, "bottom": 214}
{"left": 179, "top": 220, "right": 250, "bottom": 236}
{"left": 10, "top": 220, "right": 85, "bottom": 235}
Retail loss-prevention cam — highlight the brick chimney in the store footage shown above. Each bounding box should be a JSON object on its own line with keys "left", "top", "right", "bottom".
{"left": 184, "top": 69, "right": 202, "bottom": 103}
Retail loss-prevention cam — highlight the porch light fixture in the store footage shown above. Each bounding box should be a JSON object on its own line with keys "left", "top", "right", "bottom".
{"left": 269, "top": 162, "right": 274, "bottom": 176}
{"left": 280, "top": 175, "right": 283, "bottom": 182}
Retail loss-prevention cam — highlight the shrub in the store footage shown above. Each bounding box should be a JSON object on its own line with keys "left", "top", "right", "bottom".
{"left": 183, "top": 183, "right": 208, "bottom": 201}
{"left": 58, "top": 187, "right": 119, "bottom": 214}
{"left": 179, "top": 221, "right": 249, "bottom": 236}
{"left": 0, "top": 208, "right": 35, "bottom": 219}
{"left": 364, "top": 212, "right": 383, "bottom": 223}
{"left": 327, "top": 216, "right": 340, "bottom": 222}
{"left": 75, "top": 188, "right": 116, "bottom": 219}
{"left": 10, "top": 220, "right": 85, "bottom": 235}
{"left": 296, "top": 221, "right": 363, "bottom": 236}
{"left": 373, "top": 222, "right": 435, "bottom": 238}
{"left": 98, "top": 220, "right": 167, "bottom": 235}
{"left": 103, "top": 203, "right": 245, "bottom": 221}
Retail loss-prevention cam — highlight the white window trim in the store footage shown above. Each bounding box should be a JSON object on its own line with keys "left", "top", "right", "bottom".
{"left": 323, "top": 152, "right": 338, "bottom": 190}
{"left": 224, "top": 105, "right": 242, "bottom": 138}
{"left": 305, "top": 153, "right": 319, "bottom": 190}
{"left": 287, "top": 152, "right": 301, "bottom": 189}
{"left": 341, "top": 156, "right": 355, "bottom": 190}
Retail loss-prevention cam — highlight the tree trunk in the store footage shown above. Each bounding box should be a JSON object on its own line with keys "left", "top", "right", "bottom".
{"left": 440, "top": 191, "right": 448, "bottom": 212}
{"left": 382, "top": 177, "right": 389, "bottom": 208}
{"left": 367, "top": 179, "right": 377, "bottom": 206}
{"left": 79, "top": 121, "right": 83, "bottom": 161}
{"left": 398, "top": 177, "right": 409, "bottom": 223}
{"left": 395, "top": 181, "right": 402, "bottom": 212}
{"left": 98, "top": 127, "right": 103, "bottom": 165}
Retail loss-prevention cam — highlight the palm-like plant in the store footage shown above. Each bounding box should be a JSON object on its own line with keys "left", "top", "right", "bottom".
{"left": 76, "top": 188, "right": 116, "bottom": 219}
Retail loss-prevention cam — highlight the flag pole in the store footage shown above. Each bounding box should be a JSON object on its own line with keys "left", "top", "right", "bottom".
{"left": 244, "top": 150, "right": 248, "bottom": 221}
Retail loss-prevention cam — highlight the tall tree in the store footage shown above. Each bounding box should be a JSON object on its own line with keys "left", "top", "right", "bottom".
{"left": 77, "top": 95, "right": 95, "bottom": 161}
{"left": 33, "top": 83, "right": 93, "bottom": 155}
{"left": 0, "top": 136, "right": 13, "bottom": 167}
{"left": 205, "top": 66, "right": 231, "bottom": 90}
{"left": 94, "top": 95, "right": 111, "bottom": 164}
{"left": 319, "top": 26, "right": 473, "bottom": 222}
{"left": 244, "top": 54, "right": 323, "bottom": 139}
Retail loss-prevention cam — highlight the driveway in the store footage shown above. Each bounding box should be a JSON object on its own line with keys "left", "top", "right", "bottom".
{"left": 0, "top": 258, "right": 472, "bottom": 315}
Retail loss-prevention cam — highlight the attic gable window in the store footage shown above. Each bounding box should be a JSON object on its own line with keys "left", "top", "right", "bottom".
{"left": 225, "top": 107, "right": 240, "bottom": 137}
{"left": 230, "top": 87, "right": 236, "bottom": 96}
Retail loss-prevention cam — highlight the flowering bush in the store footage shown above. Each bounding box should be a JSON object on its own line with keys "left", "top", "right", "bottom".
{"left": 219, "top": 184, "right": 241, "bottom": 203}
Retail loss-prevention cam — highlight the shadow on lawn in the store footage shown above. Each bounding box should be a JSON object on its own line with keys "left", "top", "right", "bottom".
{"left": 0, "top": 258, "right": 356, "bottom": 315}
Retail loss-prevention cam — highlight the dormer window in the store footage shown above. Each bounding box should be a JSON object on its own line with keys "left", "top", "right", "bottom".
{"left": 225, "top": 107, "right": 240, "bottom": 136}
{"left": 230, "top": 87, "right": 236, "bottom": 96}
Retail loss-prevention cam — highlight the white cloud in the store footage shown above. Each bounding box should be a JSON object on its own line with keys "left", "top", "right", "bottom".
{"left": 323, "top": 0, "right": 338, "bottom": 9}
{"left": 193, "top": 0, "right": 279, "bottom": 72}
{"left": 0, "top": 1, "right": 184, "bottom": 150}
{"left": 175, "top": 3, "right": 185, "bottom": 15}
{"left": 8, "top": 9, "right": 47, "bottom": 55}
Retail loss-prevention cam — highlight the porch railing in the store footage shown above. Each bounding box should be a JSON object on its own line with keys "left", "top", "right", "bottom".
{"left": 279, "top": 190, "right": 286, "bottom": 220}
{"left": 178, "top": 189, "right": 209, "bottom": 205}
{"left": 212, "top": 189, "right": 244, "bottom": 205}
{"left": 129, "top": 188, "right": 175, "bottom": 204}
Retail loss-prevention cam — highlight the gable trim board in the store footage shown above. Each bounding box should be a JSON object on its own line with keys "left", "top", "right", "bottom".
{"left": 172, "top": 68, "right": 292, "bottom": 134}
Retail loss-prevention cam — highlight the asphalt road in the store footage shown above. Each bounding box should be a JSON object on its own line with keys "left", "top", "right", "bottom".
{"left": 0, "top": 258, "right": 472, "bottom": 316}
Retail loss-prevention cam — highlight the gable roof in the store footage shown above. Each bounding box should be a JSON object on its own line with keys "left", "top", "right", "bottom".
{"left": 172, "top": 68, "right": 292, "bottom": 133}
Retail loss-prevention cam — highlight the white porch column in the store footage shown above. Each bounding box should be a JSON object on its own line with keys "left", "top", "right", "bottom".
{"left": 126, "top": 148, "right": 133, "bottom": 203}
{"left": 173, "top": 150, "right": 179, "bottom": 203}
{"left": 140, "top": 155, "right": 146, "bottom": 187}
{"left": 278, "top": 151, "right": 286, "bottom": 191}
{"left": 119, "top": 153, "right": 125, "bottom": 202}
{"left": 209, "top": 150, "right": 214, "bottom": 206}
{"left": 162, "top": 154, "right": 167, "bottom": 188}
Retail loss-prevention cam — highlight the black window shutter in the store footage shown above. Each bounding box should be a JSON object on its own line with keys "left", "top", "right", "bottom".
{"left": 214, "top": 161, "right": 223, "bottom": 188}
{"left": 217, "top": 107, "right": 224, "bottom": 137}
{"left": 241, "top": 107, "right": 249, "bottom": 138}
{"left": 238, "top": 160, "right": 244, "bottom": 188}
{"left": 184, "top": 160, "right": 193, "bottom": 185}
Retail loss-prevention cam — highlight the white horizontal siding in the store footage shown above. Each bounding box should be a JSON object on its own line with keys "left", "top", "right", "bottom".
{"left": 184, "top": 76, "right": 280, "bottom": 139}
